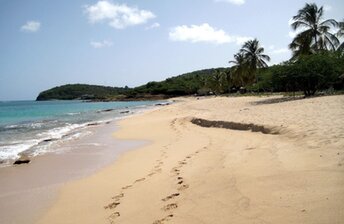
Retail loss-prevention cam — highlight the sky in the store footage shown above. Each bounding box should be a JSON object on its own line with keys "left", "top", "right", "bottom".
{"left": 0, "top": 0, "right": 343, "bottom": 100}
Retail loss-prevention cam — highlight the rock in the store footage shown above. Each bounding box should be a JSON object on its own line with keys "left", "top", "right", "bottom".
{"left": 87, "top": 122, "right": 100, "bottom": 126}
{"left": 43, "top": 138, "right": 58, "bottom": 142}
{"left": 13, "top": 155, "right": 31, "bottom": 165}
{"left": 97, "top": 109, "right": 115, "bottom": 113}
{"left": 155, "top": 103, "right": 170, "bottom": 106}
{"left": 120, "top": 110, "right": 130, "bottom": 114}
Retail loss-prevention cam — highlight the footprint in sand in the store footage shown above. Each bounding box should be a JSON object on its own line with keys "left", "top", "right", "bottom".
{"left": 154, "top": 168, "right": 162, "bottom": 173}
{"left": 104, "top": 202, "right": 120, "bottom": 209}
{"left": 162, "top": 203, "right": 178, "bottom": 211}
{"left": 112, "top": 193, "right": 124, "bottom": 200}
{"left": 109, "top": 212, "right": 120, "bottom": 219}
{"left": 170, "top": 168, "right": 180, "bottom": 176}
{"left": 178, "top": 161, "right": 187, "bottom": 165}
{"left": 148, "top": 172, "right": 156, "bottom": 177}
{"left": 177, "top": 184, "right": 189, "bottom": 191}
{"left": 237, "top": 196, "right": 250, "bottom": 210}
{"left": 122, "top": 184, "right": 133, "bottom": 190}
{"left": 152, "top": 214, "right": 174, "bottom": 224}
{"left": 135, "top": 177, "right": 146, "bottom": 183}
{"left": 162, "top": 193, "right": 180, "bottom": 202}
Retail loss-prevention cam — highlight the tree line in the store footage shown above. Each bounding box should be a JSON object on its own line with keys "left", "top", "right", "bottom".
{"left": 207, "top": 3, "right": 344, "bottom": 96}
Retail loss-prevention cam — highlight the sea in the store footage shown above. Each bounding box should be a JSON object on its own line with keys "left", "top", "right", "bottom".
{"left": 0, "top": 100, "right": 163, "bottom": 166}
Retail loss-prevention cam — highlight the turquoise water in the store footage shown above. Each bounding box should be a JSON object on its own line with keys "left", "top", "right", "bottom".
{"left": 0, "top": 100, "right": 162, "bottom": 164}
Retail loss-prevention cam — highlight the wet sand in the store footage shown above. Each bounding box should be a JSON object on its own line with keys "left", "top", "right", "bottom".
{"left": 0, "top": 121, "right": 144, "bottom": 224}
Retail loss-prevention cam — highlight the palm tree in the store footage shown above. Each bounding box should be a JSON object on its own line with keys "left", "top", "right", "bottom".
{"left": 239, "top": 39, "right": 270, "bottom": 84}
{"left": 337, "top": 19, "right": 344, "bottom": 51}
{"left": 229, "top": 53, "right": 247, "bottom": 87}
{"left": 290, "top": 3, "right": 339, "bottom": 55}
{"left": 289, "top": 34, "right": 313, "bottom": 61}
{"left": 210, "top": 70, "right": 224, "bottom": 94}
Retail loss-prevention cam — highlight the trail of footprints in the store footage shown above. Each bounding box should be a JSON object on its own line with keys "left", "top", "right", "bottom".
{"left": 105, "top": 149, "right": 167, "bottom": 223}
{"left": 153, "top": 145, "right": 209, "bottom": 224}
{"left": 105, "top": 118, "right": 210, "bottom": 224}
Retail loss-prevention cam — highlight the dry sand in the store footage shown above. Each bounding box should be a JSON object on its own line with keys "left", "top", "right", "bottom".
{"left": 37, "top": 95, "right": 344, "bottom": 224}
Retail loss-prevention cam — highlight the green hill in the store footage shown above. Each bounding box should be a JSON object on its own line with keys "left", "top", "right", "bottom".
{"left": 36, "top": 84, "right": 130, "bottom": 101}
{"left": 36, "top": 68, "right": 229, "bottom": 101}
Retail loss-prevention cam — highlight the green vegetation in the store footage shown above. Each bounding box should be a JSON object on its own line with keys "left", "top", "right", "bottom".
{"left": 37, "top": 3, "right": 344, "bottom": 101}
{"left": 225, "top": 2, "right": 344, "bottom": 96}
{"left": 254, "top": 52, "right": 344, "bottom": 96}
{"left": 36, "top": 84, "right": 130, "bottom": 101}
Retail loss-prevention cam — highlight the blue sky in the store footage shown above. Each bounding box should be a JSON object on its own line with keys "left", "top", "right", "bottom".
{"left": 0, "top": 0, "right": 343, "bottom": 100}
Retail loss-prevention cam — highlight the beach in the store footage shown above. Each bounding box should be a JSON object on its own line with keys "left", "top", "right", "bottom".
{"left": 30, "top": 95, "right": 344, "bottom": 223}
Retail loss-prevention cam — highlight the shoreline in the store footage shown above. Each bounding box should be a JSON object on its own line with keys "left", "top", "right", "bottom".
{"left": 0, "top": 120, "right": 146, "bottom": 224}
{"left": 4, "top": 95, "right": 343, "bottom": 224}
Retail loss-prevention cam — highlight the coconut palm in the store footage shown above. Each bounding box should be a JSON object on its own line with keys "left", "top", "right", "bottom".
{"left": 290, "top": 3, "right": 339, "bottom": 54}
{"left": 337, "top": 19, "right": 344, "bottom": 51}
{"left": 239, "top": 39, "right": 270, "bottom": 84}
{"left": 289, "top": 34, "right": 313, "bottom": 61}
{"left": 229, "top": 53, "right": 247, "bottom": 87}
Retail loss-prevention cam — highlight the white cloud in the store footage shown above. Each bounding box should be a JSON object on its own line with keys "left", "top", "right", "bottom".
{"left": 169, "top": 23, "right": 251, "bottom": 45}
{"left": 20, "top": 21, "right": 41, "bottom": 32}
{"left": 84, "top": 1, "right": 155, "bottom": 29}
{"left": 90, "top": 40, "right": 113, "bottom": 48}
{"left": 145, "top": 22, "right": 160, "bottom": 30}
{"left": 235, "top": 36, "right": 252, "bottom": 45}
{"left": 214, "top": 0, "right": 245, "bottom": 5}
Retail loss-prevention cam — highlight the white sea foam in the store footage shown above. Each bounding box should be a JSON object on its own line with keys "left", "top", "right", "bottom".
{"left": 0, "top": 100, "right": 164, "bottom": 166}
{"left": 0, "top": 139, "right": 41, "bottom": 160}
{"left": 37, "top": 123, "right": 87, "bottom": 139}
{"left": 66, "top": 112, "right": 81, "bottom": 116}
{"left": 0, "top": 123, "right": 90, "bottom": 162}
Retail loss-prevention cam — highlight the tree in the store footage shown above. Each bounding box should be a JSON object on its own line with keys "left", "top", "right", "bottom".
{"left": 336, "top": 19, "right": 344, "bottom": 52}
{"left": 239, "top": 39, "right": 270, "bottom": 84}
{"left": 289, "top": 33, "right": 313, "bottom": 61}
{"left": 229, "top": 53, "right": 247, "bottom": 87}
{"left": 290, "top": 3, "right": 339, "bottom": 57}
{"left": 272, "top": 53, "right": 341, "bottom": 96}
{"left": 209, "top": 70, "right": 224, "bottom": 94}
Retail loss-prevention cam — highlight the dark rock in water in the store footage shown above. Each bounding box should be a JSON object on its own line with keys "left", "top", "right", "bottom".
{"left": 120, "top": 110, "right": 130, "bottom": 114}
{"left": 97, "top": 108, "right": 115, "bottom": 113}
{"left": 13, "top": 155, "right": 31, "bottom": 165}
{"left": 87, "top": 122, "right": 100, "bottom": 126}
{"left": 155, "top": 102, "right": 170, "bottom": 106}
{"left": 106, "top": 121, "right": 111, "bottom": 124}
{"left": 43, "top": 138, "right": 58, "bottom": 142}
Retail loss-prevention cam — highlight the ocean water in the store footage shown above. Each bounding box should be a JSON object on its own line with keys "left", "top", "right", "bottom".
{"left": 0, "top": 100, "right": 162, "bottom": 165}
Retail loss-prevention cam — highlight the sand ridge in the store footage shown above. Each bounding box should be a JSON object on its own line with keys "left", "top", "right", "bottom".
{"left": 37, "top": 95, "right": 344, "bottom": 224}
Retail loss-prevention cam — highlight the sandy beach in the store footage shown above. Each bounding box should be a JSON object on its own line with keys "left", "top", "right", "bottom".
{"left": 36, "top": 95, "right": 344, "bottom": 224}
